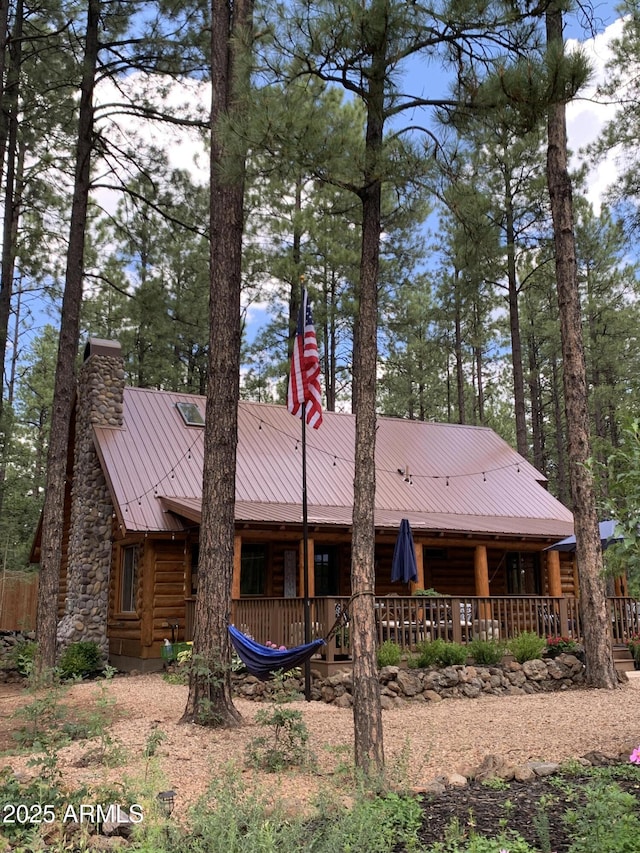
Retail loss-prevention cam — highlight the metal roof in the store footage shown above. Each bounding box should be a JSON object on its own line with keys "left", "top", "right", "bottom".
{"left": 94, "top": 387, "right": 574, "bottom": 540}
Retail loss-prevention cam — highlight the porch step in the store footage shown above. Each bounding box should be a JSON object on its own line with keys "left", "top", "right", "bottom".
{"left": 613, "top": 644, "right": 636, "bottom": 674}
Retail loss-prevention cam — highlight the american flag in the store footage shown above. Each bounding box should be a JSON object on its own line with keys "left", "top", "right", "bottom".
{"left": 287, "top": 287, "right": 323, "bottom": 429}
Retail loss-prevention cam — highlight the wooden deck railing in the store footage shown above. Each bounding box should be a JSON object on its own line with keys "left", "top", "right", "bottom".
{"left": 183, "top": 595, "right": 640, "bottom": 660}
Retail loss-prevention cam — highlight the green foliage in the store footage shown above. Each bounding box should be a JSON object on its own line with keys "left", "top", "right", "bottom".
{"left": 467, "top": 638, "right": 506, "bottom": 666}
{"left": 185, "top": 769, "right": 305, "bottom": 851}
{"left": 429, "top": 818, "right": 537, "bottom": 852}
{"left": 377, "top": 639, "right": 402, "bottom": 667}
{"left": 437, "top": 642, "right": 468, "bottom": 666}
{"left": 8, "top": 639, "right": 37, "bottom": 675}
{"left": 599, "top": 420, "right": 640, "bottom": 596}
{"left": 410, "top": 638, "right": 469, "bottom": 668}
{"left": 564, "top": 780, "right": 640, "bottom": 853}
{"left": 58, "top": 640, "right": 102, "bottom": 680}
{"left": 309, "top": 788, "right": 423, "bottom": 853}
{"left": 246, "top": 703, "right": 311, "bottom": 772}
{"left": 13, "top": 675, "right": 70, "bottom": 749}
{"left": 508, "top": 632, "right": 546, "bottom": 663}
{"left": 412, "top": 638, "right": 447, "bottom": 667}
{"left": 0, "top": 766, "right": 68, "bottom": 842}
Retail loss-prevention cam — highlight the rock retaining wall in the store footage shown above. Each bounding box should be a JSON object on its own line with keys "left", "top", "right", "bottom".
{"left": 232, "top": 653, "right": 586, "bottom": 706}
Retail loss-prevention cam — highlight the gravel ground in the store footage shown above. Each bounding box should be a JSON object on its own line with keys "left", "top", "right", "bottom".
{"left": 1, "top": 673, "right": 640, "bottom": 816}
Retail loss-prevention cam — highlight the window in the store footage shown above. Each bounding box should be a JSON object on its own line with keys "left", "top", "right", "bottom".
{"left": 507, "top": 552, "right": 541, "bottom": 595}
{"left": 176, "top": 401, "right": 204, "bottom": 426}
{"left": 241, "top": 544, "right": 266, "bottom": 596}
{"left": 120, "top": 546, "right": 138, "bottom": 613}
{"left": 314, "top": 546, "right": 339, "bottom": 596}
{"left": 190, "top": 543, "right": 199, "bottom": 596}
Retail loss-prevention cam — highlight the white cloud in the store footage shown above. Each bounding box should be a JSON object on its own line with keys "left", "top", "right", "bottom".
{"left": 567, "top": 17, "right": 625, "bottom": 210}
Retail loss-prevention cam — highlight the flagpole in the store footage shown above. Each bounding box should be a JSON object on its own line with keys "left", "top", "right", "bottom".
{"left": 301, "top": 401, "right": 311, "bottom": 702}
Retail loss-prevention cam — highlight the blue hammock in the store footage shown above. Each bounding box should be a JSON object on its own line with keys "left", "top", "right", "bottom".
{"left": 228, "top": 624, "right": 326, "bottom": 681}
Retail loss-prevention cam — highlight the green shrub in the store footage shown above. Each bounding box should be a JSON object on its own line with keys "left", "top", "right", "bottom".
{"left": 413, "top": 638, "right": 447, "bottom": 667}
{"left": 437, "top": 641, "right": 468, "bottom": 666}
{"left": 508, "top": 631, "right": 546, "bottom": 663}
{"left": 412, "top": 638, "right": 467, "bottom": 668}
{"left": 9, "top": 639, "right": 37, "bottom": 675}
{"left": 58, "top": 641, "right": 102, "bottom": 680}
{"left": 563, "top": 780, "right": 640, "bottom": 853}
{"left": 377, "top": 640, "right": 402, "bottom": 667}
{"left": 468, "top": 638, "right": 506, "bottom": 666}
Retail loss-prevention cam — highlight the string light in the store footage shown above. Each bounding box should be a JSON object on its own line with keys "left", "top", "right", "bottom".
{"left": 242, "top": 408, "right": 526, "bottom": 482}
{"left": 119, "top": 406, "right": 528, "bottom": 519}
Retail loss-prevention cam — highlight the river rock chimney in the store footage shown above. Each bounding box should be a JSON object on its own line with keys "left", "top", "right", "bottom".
{"left": 57, "top": 339, "right": 125, "bottom": 655}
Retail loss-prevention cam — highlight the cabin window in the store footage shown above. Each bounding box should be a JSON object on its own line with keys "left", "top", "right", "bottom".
{"left": 190, "top": 543, "right": 199, "bottom": 596}
{"left": 314, "top": 546, "right": 339, "bottom": 596}
{"left": 120, "top": 545, "right": 138, "bottom": 613}
{"left": 241, "top": 544, "right": 266, "bottom": 596}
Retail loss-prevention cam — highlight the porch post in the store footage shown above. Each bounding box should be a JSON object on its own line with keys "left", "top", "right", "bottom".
{"left": 232, "top": 534, "right": 242, "bottom": 600}
{"left": 299, "top": 537, "right": 315, "bottom": 598}
{"left": 474, "top": 545, "right": 490, "bottom": 622}
{"left": 410, "top": 540, "right": 424, "bottom": 593}
{"left": 547, "top": 549, "right": 562, "bottom": 597}
{"left": 474, "top": 545, "right": 490, "bottom": 596}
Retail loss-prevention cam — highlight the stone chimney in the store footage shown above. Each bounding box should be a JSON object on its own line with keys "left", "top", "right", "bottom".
{"left": 57, "top": 339, "right": 125, "bottom": 655}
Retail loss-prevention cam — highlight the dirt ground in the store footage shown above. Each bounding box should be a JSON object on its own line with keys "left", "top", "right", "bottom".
{"left": 1, "top": 672, "right": 640, "bottom": 821}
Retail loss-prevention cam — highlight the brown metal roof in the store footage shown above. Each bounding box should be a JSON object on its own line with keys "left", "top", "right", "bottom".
{"left": 94, "top": 387, "right": 574, "bottom": 540}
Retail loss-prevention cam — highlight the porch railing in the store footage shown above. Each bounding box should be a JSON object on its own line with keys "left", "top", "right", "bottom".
{"left": 183, "top": 595, "right": 640, "bottom": 661}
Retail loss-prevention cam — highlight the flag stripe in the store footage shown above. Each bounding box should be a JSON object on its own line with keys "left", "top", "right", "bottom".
{"left": 287, "top": 288, "right": 323, "bottom": 429}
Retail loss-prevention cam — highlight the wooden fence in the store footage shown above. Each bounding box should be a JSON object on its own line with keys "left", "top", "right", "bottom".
{"left": 0, "top": 571, "right": 38, "bottom": 631}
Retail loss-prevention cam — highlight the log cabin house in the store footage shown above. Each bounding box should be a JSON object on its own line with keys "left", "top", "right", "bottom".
{"left": 33, "top": 338, "right": 605, "bottom": 672}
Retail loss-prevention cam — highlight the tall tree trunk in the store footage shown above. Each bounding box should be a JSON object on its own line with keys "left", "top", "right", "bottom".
{"left": 550, "top": 352, "right": 567, "bottom": 500}
{"left": 0, "top": 0, "right": 12, "bottom": 195}
{"left": 182, "top": 0, "right": 253, "bottom": 727}
{"left": 453, "top": 270, "right": 465, "bottom": 424}
{"left": 546, "top": 5, "right": 617, "bottom": 689}
{"left": 0, "top": 0, "right": 22, "bottom": 411}
{"left": 505, "top": 177, "right": 528, "bottom": 458}
{"left": 473, "top": 298, "right": 485, "bottom": 424}
{"left": 350, "top": 1, "right": 385, "bottom": 778}
{"left": 527, "top": 322, "right": 544, "bottom": 472}
{"left": 36, "top": 0, "right": 100, "bottom": 674}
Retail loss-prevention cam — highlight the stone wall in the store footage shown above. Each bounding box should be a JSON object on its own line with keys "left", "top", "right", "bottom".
{"left": 56, "top": 344, "right": 125, "bottom": 657}
{"left": 232, "top": 654, "right": 586, "bottom": 707}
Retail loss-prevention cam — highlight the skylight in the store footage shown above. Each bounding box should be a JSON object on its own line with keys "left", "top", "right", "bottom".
{"left": 176, "top": 401, "right": 205, "bottom": 426}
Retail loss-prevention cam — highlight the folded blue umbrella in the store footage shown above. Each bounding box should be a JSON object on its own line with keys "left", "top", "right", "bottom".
{"left": 228, "top": 624, "right": 326, "bottom": 681}
{"left": 391, "top": 518, "right": 418, "bottom": 583}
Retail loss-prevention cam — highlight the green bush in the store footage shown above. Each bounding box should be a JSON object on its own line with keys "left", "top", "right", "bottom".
{"left": 437, "top": 641, "right": 468, "bottom": 666}
{"left": 508, "top": 631, "right": 546, "bottom": 663}
{"left": 413, "top": 638, "right": 447, "bottom": 667}
{"left": 58, "top": 641, "right": 102, "bottom": 680}
{"left": 563, "top": 780, "right": 640, "bottom": 853}
{"left": 9, "top": 639, "right": 37, "bottom": 675}
{"left": 411, "top": 638, "right": 467, "bottom": 668}
{"left": 377, "top": 640, "right": 402, "bottom": 667}
{"left": 468, "top": 638, "right": 506, "bottom": 666}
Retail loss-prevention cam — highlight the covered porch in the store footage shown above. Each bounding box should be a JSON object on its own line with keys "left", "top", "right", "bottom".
{"left": 184, "top": 594, "right": 640, "bottom": 666}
